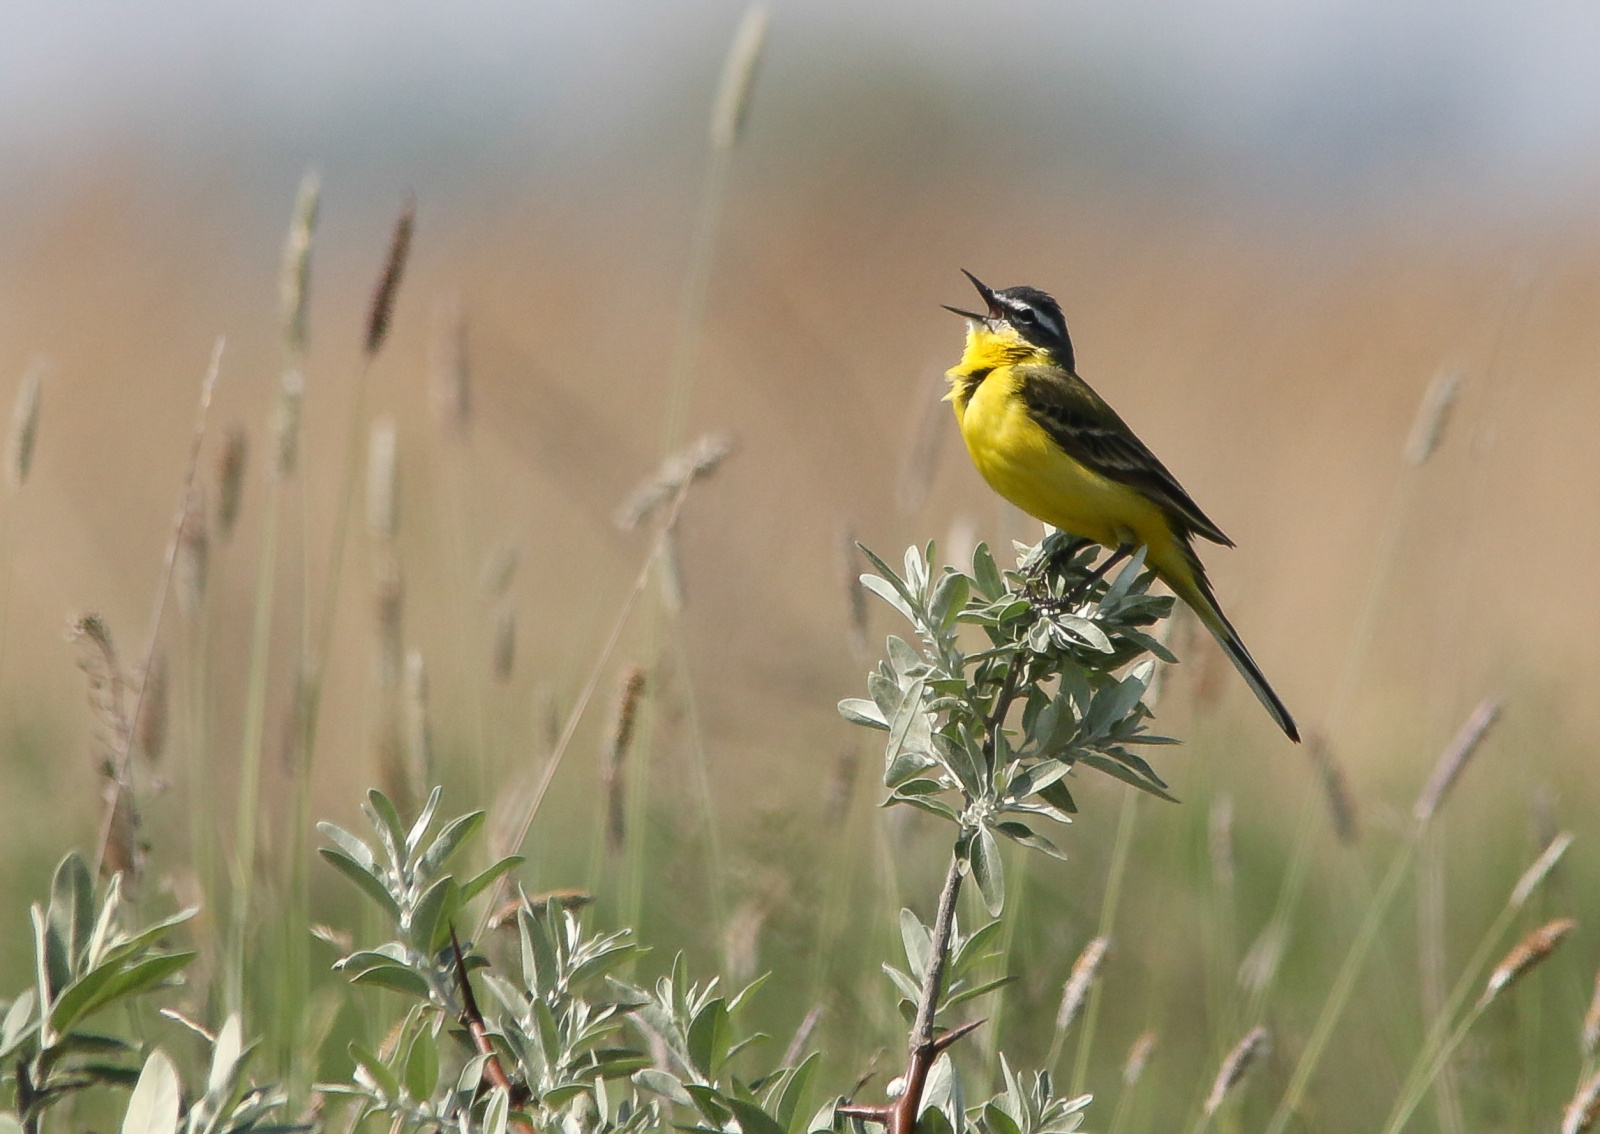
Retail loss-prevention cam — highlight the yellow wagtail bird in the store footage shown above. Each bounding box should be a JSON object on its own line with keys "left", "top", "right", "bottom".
{"left": 943, "top": 271, "right": 1299, "bottom": 742}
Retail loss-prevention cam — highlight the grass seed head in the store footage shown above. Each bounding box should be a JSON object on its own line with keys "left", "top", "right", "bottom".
{"left": 1404, "top": 367, "right": 1461, "bottom": 466}
{"left": 364, "top": 198, "right": 416, "bottom": 358}
{"left": 1204, "top": 1026, "right": 1272, "bottom": 1116}
{"left": 1479, "top": 918, "right": 1577, "bottom": 1009}
{"left": 176, "top": 486, "right": 209, "bottom": 621}
{"left": 1307, "top": 734, "right": 1358, "bottom": 843}
{"left": 1414, "top": 699, "right": 1500, "bottom": 823}
{"left": 614, "top": 432, "right": 734, "bottom": 531}
{"left": 214, "top": 424, "right": 248, "bottom": 542}
{"left": 492, "top": 604, "right": 515, "bottom": 682}
{"left": 1055, "top": 936, "right": 1110, "bottom": 1033}
{"left": 1122, "top": 1031, "right": 1157, "bottom": 1086}
{"left": 280, "top": 171, "right": 320, "bottom": 359}
{"left": 600, "top": 666, "right": 647, "bottom": 851}
{"left": 402, "top": 649, "right": 431, "bottom": 808}
{"left": 709, "top": 3, "right": 769, "bottom": 150}
{"left": 1563, "top": 1068, "right": 1600, "bottom": 1134}
{"left": 6, "top": 359, "right": 44, "bottom": 491}
{"left": 134, "top": 650, "right": 169, "bottom": 764}
{"left": 1511, "top": 831, "right": 1572, "bottom": 908}
{"left": 1583, "top": 968, "right": 1600, "bottom": 1057}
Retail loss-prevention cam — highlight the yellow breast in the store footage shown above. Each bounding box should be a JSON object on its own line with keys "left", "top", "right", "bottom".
{"left": 951, "top": 365, "right": 1170, "bottom": 553}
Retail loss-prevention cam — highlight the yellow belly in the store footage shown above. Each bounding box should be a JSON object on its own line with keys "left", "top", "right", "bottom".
{"left": 955, "top": 370, "right": 1171, "bottom": 553}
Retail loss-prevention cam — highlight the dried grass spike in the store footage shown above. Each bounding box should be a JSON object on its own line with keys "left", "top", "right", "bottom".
{"left": 1414, "top": 699, "right": 1500, "bottom": 822}
{"left": 492, "top": 605, "right": 515, "bottom": 682}
{"left": 1582, "top": 968, "right": 1600, "bottom": 1056}
{"left": 599, "top": 666, "right": 647, "bottom": 851}
{"left": 1055, "top": 936, "right": 1110, "bottom": 1034}
{"left": 364, "top": 197, "right": 416, "bottom": 357}
{"left": 280, "top": 172, "right": 320, "bottom": 358}
{"left": 1562, "top": 1068, "right": 1600, "bottom": 1134}
{"left": 1306, "top": 733, "right": 1358, "bottom": 843}
{"left": 214, "top": 424, "right": 248, "bottom": 542}
{"left": 6, "top": 359, "right": 43, "bottom": 490}
{"left": 1204, "top": 1025, "right": 1271, "bottom": 1116}
{"left": 1122, "top": 1031, "right": 1157, "bottom": 1086}
{"left": 176, "top": 486, "right": 209, "bottom": 620}
{"left": 402, "top": 650, "right": 431, "bottom": 807}
{"left": 709, "top": 3, "right": 770, "bottom": 150}
{"left": 1403, "top": 367, "right": 1461, "bottom": 466}
{"left": 1511, "top": 831, "right": 1572, "bottom": 908}
{"left": 1479, "top": 918, "right": 1576, "bottom": 1008}
{"left": 613, "top": 431, "right": 734, "bottom": 531}
{"left": 134, "top": 650, "right": 169, "bottom": 764}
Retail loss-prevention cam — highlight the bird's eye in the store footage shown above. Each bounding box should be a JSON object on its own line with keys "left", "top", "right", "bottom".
{"left": 1014, "top": 308, "right": 1036, "bottom": 324}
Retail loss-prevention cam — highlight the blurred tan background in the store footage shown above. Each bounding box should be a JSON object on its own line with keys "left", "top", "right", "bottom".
{"left": 1, "top": 4, "right": 1599, "bottom": 1107}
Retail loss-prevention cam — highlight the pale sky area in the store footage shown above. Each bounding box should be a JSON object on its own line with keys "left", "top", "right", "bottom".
{"left": 2, "top": 0, "right": 1599, "bottom": 202}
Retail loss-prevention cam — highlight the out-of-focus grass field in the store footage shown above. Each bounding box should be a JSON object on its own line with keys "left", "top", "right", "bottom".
{"left": 1, "top": 8, "right": 1599, "bottom": 1130}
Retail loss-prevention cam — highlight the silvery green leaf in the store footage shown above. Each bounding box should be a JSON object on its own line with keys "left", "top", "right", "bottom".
{"left": 950, "top": 919, "right": 1005, "bottom": 976}
{"left": 807, "top": 1099, "right": 841, "bottom": 1134}
{"left": 861, "top": 574, "right": 915, "bottom": 623}
{"left": 970, "top": 826, "right": 1004, "bottom": 916}
{"left": 929, "top": 571, "right": 969, "bottom": 632}
{"left": 1078, "top": 754, "right": 1178, "bottom": 802}
{"left": 316, "top": 823, "right": 375, "bottom": 872}
{"left": 482, "top": 1086, "right": 510, "bottom": 1134}
{"left": 904, "top": 544, "right": 929, "bottom": 596}
{"left": 120, "top": 1048, "right": 180, "bottom": 1134}
{"left": 886, "top": 636, "right": 923, "bottom": 679}
{"left": 405, "top": 786, "right": 444, "bottom": 858}
{"left": 971, "top": 543, "right": 1004, "bottom": 600}
{"left": 894, "top": 795, "right": 962, "bottom": 824}
{"left": 1005, "top": 761, "right": 1072, "bottom": 803}
{"left": 899, "top": 909, "right": 931, "bottom": 976}
{"left": 933, "top": 730, "right": 985, "bottom": 800}
{"left": 1053, "top": 615, "right": 1112, "bottom": 653}
{"left": 634, "top": 1068, "right": 692, "bottom": 1106}
{"left": 885, "top": 676, "right": 931, "bottom": 766}
{"left": 206, "top": 1013, "right": 244, "bottom": 1099}
{"left": 420, "top": 811, "right": 485, "bottom": 878}
{"left": 886, "top": 746, "right": 937, "bottom": 789}
{"left": 319, "top": 849, "right": 401, "bottom": 920}
{"left": 364, "top": 790, "right": 408, "bottom": 864}
{"left": 1100, "top": 545, "right": 1148, "bottom": 609}
{"left": 994, "top": 820, "right": 1067, "bottom": 860}
{"left": 868, "top": 672, "right": 901, "bottom": 720}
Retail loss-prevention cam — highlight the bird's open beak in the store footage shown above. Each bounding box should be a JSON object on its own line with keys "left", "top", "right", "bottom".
{"left": 943, "top": 270, "right": 1004, "bottom": 321}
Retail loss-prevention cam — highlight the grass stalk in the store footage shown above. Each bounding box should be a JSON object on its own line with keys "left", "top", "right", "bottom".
{"left": 1067, "top": 786, "right": 1138, "bottom": 1093}
{"left": 1379, "top": 833, "right": 1572, "bottom": 1133}
{"left": 474, "top": 476, "right": 701, "bottom": 937}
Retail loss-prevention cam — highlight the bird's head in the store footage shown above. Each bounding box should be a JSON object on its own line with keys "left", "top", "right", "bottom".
{"left": 944, "top": 271, "right": 1076, "bottom": 372}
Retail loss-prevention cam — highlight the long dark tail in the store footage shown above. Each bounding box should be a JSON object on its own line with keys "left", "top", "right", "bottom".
{"left": 1154, "top": 542, "right": 1300, "bottom": 743}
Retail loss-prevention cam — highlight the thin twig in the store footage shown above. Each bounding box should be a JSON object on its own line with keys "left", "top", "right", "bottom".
{"left": 448, "top": 926, "right": 534, "bottom": 1133}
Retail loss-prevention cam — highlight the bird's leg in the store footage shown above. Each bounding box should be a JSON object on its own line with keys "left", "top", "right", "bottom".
{"left": 1031, "top": 544, "right": 1132, "bottom": 613}
{"left": 1071, "top": 544, "right": 1133, "bottom": 602}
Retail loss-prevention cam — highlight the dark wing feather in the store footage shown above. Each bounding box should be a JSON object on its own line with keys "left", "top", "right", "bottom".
{"left": 1018, "top": 365, "right": 1233, "bottom": 546}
